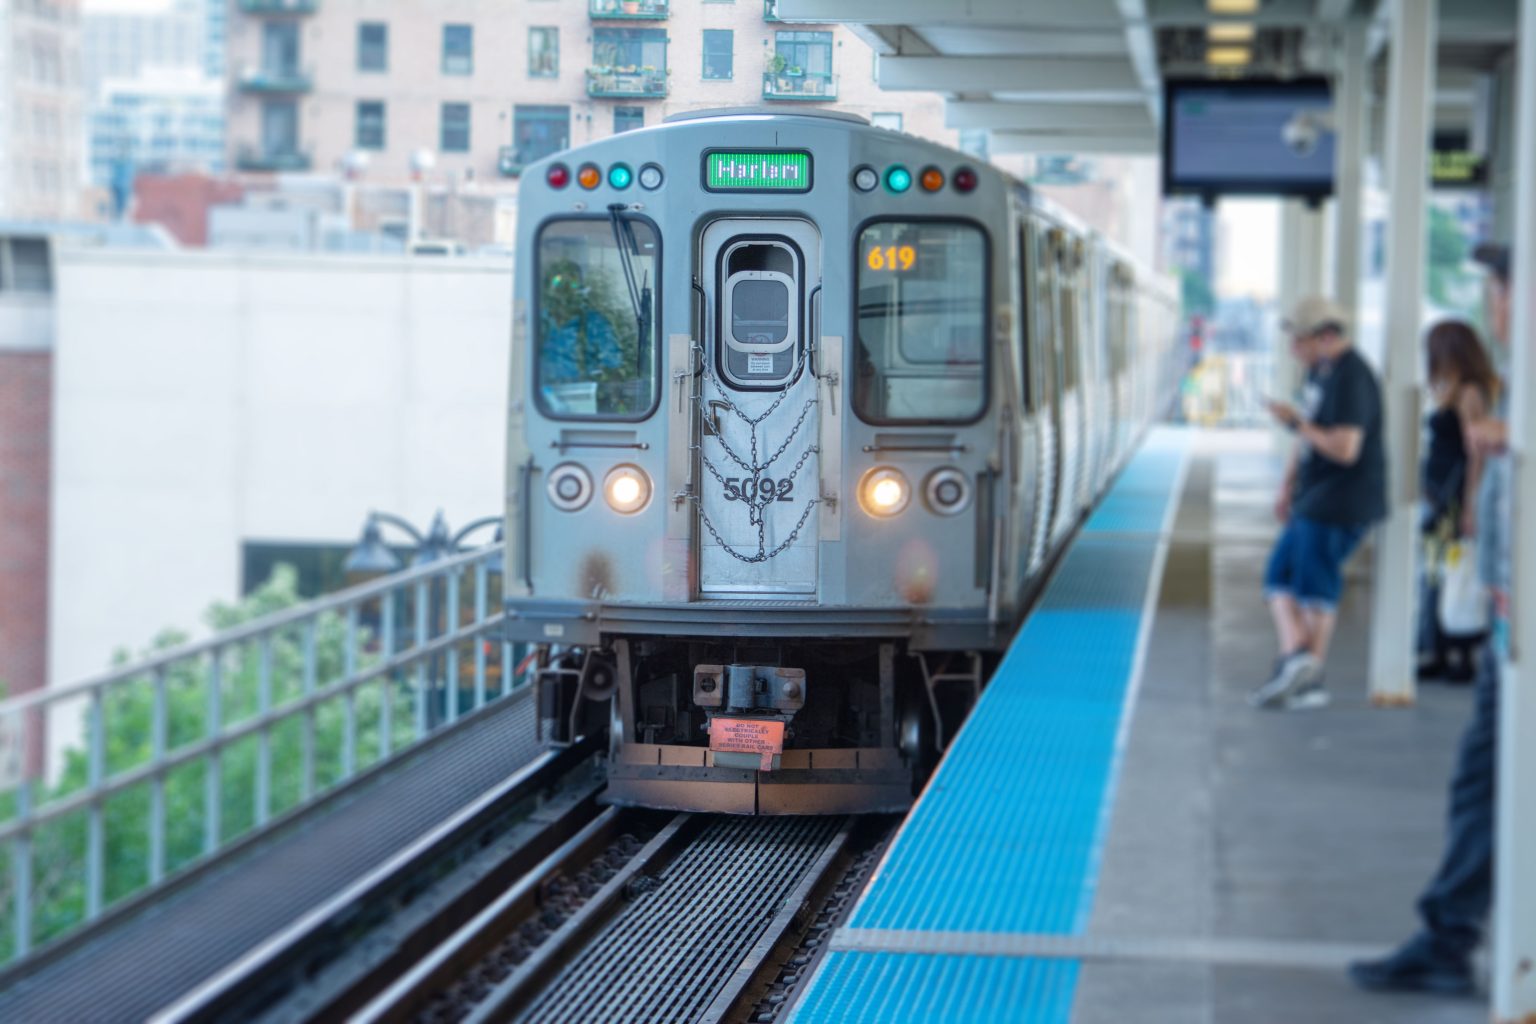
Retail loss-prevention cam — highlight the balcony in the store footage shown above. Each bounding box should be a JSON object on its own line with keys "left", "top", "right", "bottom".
{"left": 586, "top": 67, "right": 667, "bottom": 99}
{"left": 589, "top": 0, "right": 668, "bottom": 19}
{"left": 238, "top": 65, "right": 313, "bottom": 93}
{"left": 762, "top": 71, "right": 837, "bottom": 101}
{"left": 763, "top": 0, "right": 783, "bottom": 21}
{"left": 236, "top": 147, "right": 312, "bottom": 172}
{"left": 237, "top": 0, "right": 318, "bottom": 14}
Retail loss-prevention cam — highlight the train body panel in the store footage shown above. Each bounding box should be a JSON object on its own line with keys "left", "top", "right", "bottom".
{"left": 503, "top": 111, "right": 1182, "bottom": 814}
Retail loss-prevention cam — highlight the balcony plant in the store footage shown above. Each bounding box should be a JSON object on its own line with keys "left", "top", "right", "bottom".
{"left": 622, "top": 0, "right": 640, "bottom": 13}
{"left": 767, "top": 51, "right": 788, "bottom": 74}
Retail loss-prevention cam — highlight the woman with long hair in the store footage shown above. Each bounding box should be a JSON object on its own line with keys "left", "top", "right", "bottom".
{"left": 1418, "top": 319, "right": 1498, "bottom": 681}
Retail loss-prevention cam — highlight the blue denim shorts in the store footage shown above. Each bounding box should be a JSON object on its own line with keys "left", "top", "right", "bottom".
{"left": 1264, "top": 516, "right": 1369, "bottom": 612}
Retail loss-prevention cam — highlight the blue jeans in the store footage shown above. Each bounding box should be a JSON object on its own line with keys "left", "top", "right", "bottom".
{"left": 1416, "top": 641, "right": 1497, "bottom": 958}
{"left": 1264, "top": 516, "right": 1368, "bottom": 612}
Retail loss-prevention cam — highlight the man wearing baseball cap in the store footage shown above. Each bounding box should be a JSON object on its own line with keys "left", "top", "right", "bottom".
{"left": 1350, "top": 242, "right": 1511, "bottom": 996}
{"left": 1251, "top": 296, "right": 1387, "bottom": 709}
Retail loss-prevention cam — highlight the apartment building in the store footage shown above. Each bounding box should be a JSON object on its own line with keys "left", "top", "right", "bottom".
{"left": 1, "top": 0, "right": 86, "bottom": 221}
{"left": 225, "top": 0, "right": 950, "bottom": 186}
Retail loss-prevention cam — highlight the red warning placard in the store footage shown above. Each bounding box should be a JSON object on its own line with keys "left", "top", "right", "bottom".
{"left": 709, "top": 718, "right": 785, "bottom": 771}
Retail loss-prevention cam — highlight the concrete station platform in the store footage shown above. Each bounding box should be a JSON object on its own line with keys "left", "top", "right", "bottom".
{"left": 791, "top": 428, "right": 1487, "bottom": 1023}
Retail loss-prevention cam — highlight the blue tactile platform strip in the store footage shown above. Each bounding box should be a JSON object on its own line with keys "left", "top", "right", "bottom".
{"left": 789, "top": 428, "right": 1189, "bottom": 1024}
{"left": 793, "top": 953, "right": 1079, "bottom": 1024}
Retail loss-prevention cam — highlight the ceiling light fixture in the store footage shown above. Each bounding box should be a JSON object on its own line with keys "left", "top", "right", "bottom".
{"left": 1206, "top": 45, "right": 1254, "bottom": 66}
{"left": 1207, "top": 0, "right": 1260, "bottom": 13}
{"left": 1207, "top": 22, "right": 1256, "bottom": 43}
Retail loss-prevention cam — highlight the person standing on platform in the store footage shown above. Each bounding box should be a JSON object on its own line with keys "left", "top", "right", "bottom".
{"left": 1251, "top": 297, "right": 1387, "bottom": 710}
{"left": 1417, "top": 321, "right": 1497, "bottom": 683}
{"left": 1350, "top": 243, "right": 1512, "bottom": 996}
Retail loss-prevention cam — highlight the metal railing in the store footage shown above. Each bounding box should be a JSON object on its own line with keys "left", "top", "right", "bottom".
{"left": 585, "top": 67, "right": 668, "bottom": 98}
{"left": 588, "top": 0, "right": 669, "bottom": 18}
{"left": 237, "top": 0, "right": 318, "bottom": 14}
{"left": 237, "top": 65, "right": 314, "bottom": 93}
{"left": 0, "top": 543, "right": 518, "bottom": 964}
{"left": 762, "top": 71, "right": 838, "bottom": 101}
{"left": 235, "top": 146, "right": 312, "bottom": 172}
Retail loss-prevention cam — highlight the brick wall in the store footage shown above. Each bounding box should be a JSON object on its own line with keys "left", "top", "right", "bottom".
{"left": 0, "top": 350, "right": 51, "bottom": 702}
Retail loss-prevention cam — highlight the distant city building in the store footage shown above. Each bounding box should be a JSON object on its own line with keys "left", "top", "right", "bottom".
{"left": 82, "top": 0, "right": 206, "bottom": 95}
{"left": 1161, "top": 198, "right": 1217, "bottom": 315}
{"left": 133, "top": 171, "right": 244, "bottom": 245}
{"left": 89, "top": 68, "right": 225, "bottom": 196}
{"left": 224, "top": 0, "right": 950, "bottom": 190}
{"left": 0, "top": 0, "right": 87, "bottom": 221}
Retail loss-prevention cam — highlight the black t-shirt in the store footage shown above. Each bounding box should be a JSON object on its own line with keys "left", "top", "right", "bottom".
{"left": 1291, "top": 347, "right": 1387, "bottom": 526}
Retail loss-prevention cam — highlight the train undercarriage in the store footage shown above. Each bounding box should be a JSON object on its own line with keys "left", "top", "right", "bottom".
{"left": 533, "top": 638, "right": 989, "bottom": 815}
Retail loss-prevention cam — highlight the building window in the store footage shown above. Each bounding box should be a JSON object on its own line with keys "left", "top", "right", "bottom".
{"left": 0, "top": 237, "right": 52, "bottom": 294}
{"left": 356, "top": 101, "right": 385, "bottom": 150}
{"left": 614, "top": 106, "right": 643, "bottom": 134}
{"left": 513, "top": 105, "right": 569, "bottom": 167}
{"left": 442, "top": 24, "right": 473, "bottom": 76}
{"left": 357, "top": 22, "right": 387, "bottom": 72}
{"left": 699, "top": 29, "right": 733, "bottom": 81}
{"left": 774, "top": 30, "right": 833, "bottom": 77}
{"left": 592, "top": 28, "right": 667, "bottom": 74}
{"left": 529, "top": 27, "right": 558, "bottom": 77}
{"left": 870, "top": 112, "right": 902, "bottom": 132}
{"left": 441, "top": 102, "right": 471, "bottom": 152}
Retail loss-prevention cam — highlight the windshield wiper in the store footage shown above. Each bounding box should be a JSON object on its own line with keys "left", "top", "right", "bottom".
{"left": 608, "top": 203, "right": 652, "bottom": 375}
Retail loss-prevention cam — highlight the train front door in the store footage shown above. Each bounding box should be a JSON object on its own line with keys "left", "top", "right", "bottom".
{"left": 696, "top": 218, "right": 822, "bottom": 596}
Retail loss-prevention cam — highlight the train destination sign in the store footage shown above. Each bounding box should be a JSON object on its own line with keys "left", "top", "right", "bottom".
{"left": 704, "top": 150, "right": 812, "bottom": 192}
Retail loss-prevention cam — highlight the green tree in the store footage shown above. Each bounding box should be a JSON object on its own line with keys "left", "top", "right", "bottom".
{"left": 1180, "top": 267, "right": 1215, "bottom": 319}
{"left": 1426, "top": 203, "right": 1476, "bottom": 314}
{"left": 0, "top": 565, "right": 410, "bottom": 961}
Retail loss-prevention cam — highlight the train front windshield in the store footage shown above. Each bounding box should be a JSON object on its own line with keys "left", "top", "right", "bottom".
{"left": 854, "top": 220, "right": 988, "bottom": 424}
{"left": 535, "top": 217, "right": 660, "bottom": 420}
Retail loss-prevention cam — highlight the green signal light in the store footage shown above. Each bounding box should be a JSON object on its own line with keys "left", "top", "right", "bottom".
{"left": 885, "top": 166, "right": 912, "bottom": 193}
{"left": 608, "top": 163, "right": 633, "bottom": 190}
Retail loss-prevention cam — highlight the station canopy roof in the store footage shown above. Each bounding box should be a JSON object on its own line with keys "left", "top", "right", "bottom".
{"left": 771, "top": 0, "right": 1518, "bottom": 156}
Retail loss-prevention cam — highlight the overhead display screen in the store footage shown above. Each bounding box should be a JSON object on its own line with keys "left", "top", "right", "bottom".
{"left": 704, "top": 151, "right": 812, "bottom": 193}
{"left": 1163, "top": 78, "right": 1336, "bottom": 200}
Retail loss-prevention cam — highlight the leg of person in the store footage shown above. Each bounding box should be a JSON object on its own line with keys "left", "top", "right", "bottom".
{"left": 1348, "top": 645, "right": 1498, "bottom": 994}
{"left": 1252, "top": 520, "right": 1322, "bottom": 708}
{"left": 1417, "top": 551, "right": 1449, "bottom": 677}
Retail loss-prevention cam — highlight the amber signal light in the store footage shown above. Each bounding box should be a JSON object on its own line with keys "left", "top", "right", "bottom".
{"left": 920, "top": 167, "right": 945, "bottom": 192}
{"left": 577, "top": 163, "right": 602, "bottom": 190}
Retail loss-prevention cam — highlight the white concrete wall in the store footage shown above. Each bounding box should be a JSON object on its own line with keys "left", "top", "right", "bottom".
{"left": 49, "top": 247, "right": 512, "bottom": 686}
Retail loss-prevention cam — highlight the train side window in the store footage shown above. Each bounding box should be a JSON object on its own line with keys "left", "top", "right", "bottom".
{"left": 534, "top": 216, "right": 660, "bottom": 420}
{"left": 1032, "top": 227, "right": 1057, "bottom": 407}
{"left": 1017, "top": 225, "right": 1033, "bottom": 413}
{"left": 853, "top": 219, "right": 988, "bottom": 424}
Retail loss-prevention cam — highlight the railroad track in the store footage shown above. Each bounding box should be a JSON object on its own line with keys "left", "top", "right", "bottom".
{"left": 359, "top": 813, "right": 889, "bottom": 1024}
{"left": 150, "top": 733, "right": 893, "bottom": 1024}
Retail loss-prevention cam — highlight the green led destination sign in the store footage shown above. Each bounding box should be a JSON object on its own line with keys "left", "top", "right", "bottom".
{"left": 704, "top": 151, "right": 812, "bottom": 193}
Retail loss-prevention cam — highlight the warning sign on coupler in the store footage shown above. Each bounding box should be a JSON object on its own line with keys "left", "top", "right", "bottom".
{"left": 708, "top": 718, "right": 785, "bottom": 771}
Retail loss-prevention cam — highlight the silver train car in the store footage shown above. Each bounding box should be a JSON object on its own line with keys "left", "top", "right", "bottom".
{"left": 503, "top": 110, "right": 1182, "bottom": 815}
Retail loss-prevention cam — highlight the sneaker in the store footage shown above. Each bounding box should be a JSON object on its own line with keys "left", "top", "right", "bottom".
{"left": 1348, "top": 935, "right": 1475, "bottom": 996}
{"left": 1249, "top": 651, "right": 1321, "bottom": 708}
{"left": 1281, "top": 678, "right": 1330, "bottom": 710}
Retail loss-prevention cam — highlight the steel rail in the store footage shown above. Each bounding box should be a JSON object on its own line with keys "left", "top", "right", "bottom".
{"left": 461, "top": 814, "right": 697, "bottom": 1024}
{"left": 148, "top": 730, "right": 602, "bottom": 1024}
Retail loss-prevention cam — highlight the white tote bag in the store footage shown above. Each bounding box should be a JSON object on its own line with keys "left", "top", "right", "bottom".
{"left": 1438, "top": 540, "right": 1489, "bottom": 637}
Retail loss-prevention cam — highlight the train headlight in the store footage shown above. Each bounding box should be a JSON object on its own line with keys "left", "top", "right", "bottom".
{"left": 547, "top": 463, "right": 593, "bottom": 512}
{"left": 604, "top": 464, "right": 652, "bottom": 514}
{"left": 923, "top": 468, "right": 972, "bottom": 516}
{"left": 859, "top": 467, "right": 911, "bottom": 517}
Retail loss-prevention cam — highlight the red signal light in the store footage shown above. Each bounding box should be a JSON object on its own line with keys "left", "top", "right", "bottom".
{"left": 547, "top": 163, "right": 571, "bottom": 189}
{"left": 953, "top": 166, "right": 979, "bottom": 193}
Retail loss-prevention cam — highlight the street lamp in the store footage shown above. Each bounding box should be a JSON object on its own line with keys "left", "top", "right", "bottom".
{"left": 343, "top": 509, "right": 502, "bottom": 573}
